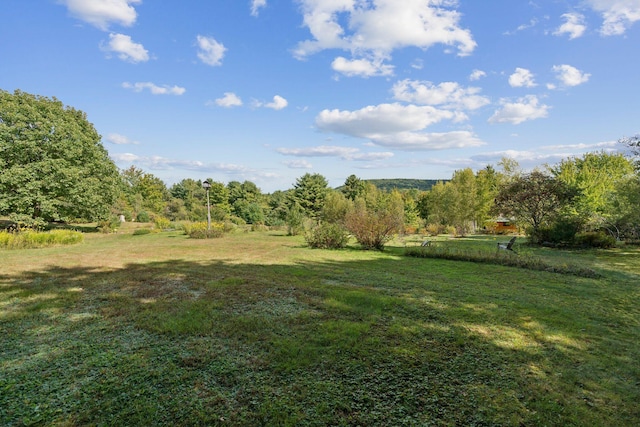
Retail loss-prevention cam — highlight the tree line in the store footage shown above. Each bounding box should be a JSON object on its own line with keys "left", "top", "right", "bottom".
{"left": 2, "top": 89, "right": 639, "bottom": 248}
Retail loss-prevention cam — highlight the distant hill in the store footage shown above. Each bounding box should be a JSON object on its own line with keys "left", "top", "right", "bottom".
{"left": 364, "top": 179, "right": 446, "bottom": 192}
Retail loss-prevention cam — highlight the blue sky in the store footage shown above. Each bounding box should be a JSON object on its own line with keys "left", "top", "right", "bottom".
{"left": 2, "top": 0, "right": 639, "bottom": 192}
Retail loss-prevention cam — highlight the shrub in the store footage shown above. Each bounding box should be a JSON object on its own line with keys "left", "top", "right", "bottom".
{"left": 8, "top": 214, "right": 46, "bottom": 231}
{"left": 305, "top": 222, "right": 349, "bottom": 249}
{"left": 534, "top": 217, "right": 581, "bottom": 246}
{"left": 286, "top": 204, "right": 306, "bottom": 236}
{"left": 136, "top": 211, "right": 151, "bottom": 222}
{"left": 153, "top": 216, "right": 171, "bottom": 231}
{"left": 184, "top": 221, "right": 225, "bottom": 239}
{"left": 574, "top": 231, "right": 616, "bottom": 248}
{"left": 344, "top": 194, "right": 404, "bottom": 251}
{"left": 97, "top": 217, "right": 120, "bottom": 233}
{"left": 425, "top": 223, "right": 444, "bottom": 236}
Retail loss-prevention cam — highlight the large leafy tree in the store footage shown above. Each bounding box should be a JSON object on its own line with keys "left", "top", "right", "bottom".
{"left": 550, "top": 151, "right": 635, "bottom": 233}
{"left": 494, "top": 171, "right": 575, "bottom": 243}
{"left": 0, "top": 90, "right": 120, "bottom": 221}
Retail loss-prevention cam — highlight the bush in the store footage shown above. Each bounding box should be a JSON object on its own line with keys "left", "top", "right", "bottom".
{"left": 97, "top": 217, "right": 120, "bottom": 233}
{"left": 8, "top": 214, "right": 47, "bottom": 231}
{"left": 183, "top": 221, "right": 225, "bottom": 239}
{"left": 574, "top": 231, "right": 616, "bottom": 248}
{"left": 153, "top": 216, "right": 171, "bottom": 231}
{"left": 305, "top": 222, "right": 349, "bottom": 249}
{"left": 425, "top": 223, "right": 444, "bottom": 236}
{"left": 534, "top": 217, "right": 581, "bottom": 246}
{"left": 136, "top": 211, "right": 151, "bottom": 223}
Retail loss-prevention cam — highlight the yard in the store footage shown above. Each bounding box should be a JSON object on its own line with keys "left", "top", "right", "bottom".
{"left": 1, "top": 226, "right": 639, "bottom": 425}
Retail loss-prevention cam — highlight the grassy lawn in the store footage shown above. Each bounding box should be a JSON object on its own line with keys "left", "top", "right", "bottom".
{"left": 1, "top": 226, "right": 639, "bottom": 426}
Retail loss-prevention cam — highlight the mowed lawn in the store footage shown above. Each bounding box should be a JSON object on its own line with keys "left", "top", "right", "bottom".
{"left": 1, "top": 227, "right": 639, "bottom": 426}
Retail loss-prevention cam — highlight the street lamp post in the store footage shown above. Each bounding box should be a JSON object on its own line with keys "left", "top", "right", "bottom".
{"left": 202, "top": 179, "right": 211, "bottom": 230}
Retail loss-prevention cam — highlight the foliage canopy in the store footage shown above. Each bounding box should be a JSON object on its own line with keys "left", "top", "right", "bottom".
{"left": 0, "top": 90, "right": 120, "bottom": 221}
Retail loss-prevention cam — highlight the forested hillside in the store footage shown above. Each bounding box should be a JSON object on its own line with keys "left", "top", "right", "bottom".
{"left": 362, "top": 179, "right": 445, "bottom": 192}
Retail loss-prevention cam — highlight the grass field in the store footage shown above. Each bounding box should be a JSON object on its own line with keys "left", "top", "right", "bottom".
{"left": 1, "top": 225, "right": 639, "bottom": 426}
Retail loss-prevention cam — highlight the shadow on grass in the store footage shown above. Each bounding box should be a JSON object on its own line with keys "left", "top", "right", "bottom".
{"left": 1, "top": 255, "right": 638, "bottom": 426}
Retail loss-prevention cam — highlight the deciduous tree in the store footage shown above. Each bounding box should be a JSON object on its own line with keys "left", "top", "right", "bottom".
{"left": 494, "top": 171, "right": 575, "bottom": 243}
{"left": 0, "top": 90, "right": 120, "bottom": 221}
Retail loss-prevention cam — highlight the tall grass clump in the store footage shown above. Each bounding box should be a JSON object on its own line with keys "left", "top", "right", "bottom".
{"left": 0, "top": 229, "right": 84, "bottom": 249}
{"left": 405, "top": 245, "right": 600, "bottom": 278}
{"left": 181, "top": 221, "right": 225, "bottom": 239}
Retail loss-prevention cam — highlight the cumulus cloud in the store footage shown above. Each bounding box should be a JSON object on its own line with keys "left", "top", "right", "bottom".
{"left": 554, "top": 13, "right": 587, "bottom": 39}
{"left": 254, "top": 95, "right": 288, "bottom": 110}
{"left": 196, "top": 35, "right": 226, "bottom": 66}
{"left": 251, "top": 0, "right": 267, "bottom": 17}
{"left": 508, "top": 68, "right": 537, "bottom": 88}
{"left": 277, "top": 145, "right": 394, "bottom": 161}
{"left": 315, "top": 103, "right": 484, "bottom": 150}
{"left": 488, "top": 95, "right": 550, "bottom": 125}
{"left": 585, "top": 0, "right": 640, "bottom": 36}
{"left": 106, "top": 133, "right": 139, "bottom": 145}
{"left": 214, "top": 92, "right": 243, "bottom": 108}
{"left": 469, "top": 69, "right": 487, "bottom": 81}
{"left": 552, "top": 64, "right": 591, "bottom": 87}
{"left": 392, "top": 80, "right": 490, "bottom": 110}
{"left": 122, "top": 82, "right": 186, "bottom": 95}
{"left": 103, "top": 33, "right": 149, "bottom": 62}
{"left": 331, "top": 57, "right": 394, "bottom": 77}
{"left": 60, "top": 0, "right": 141, "bottom": 30}
{"left": 294, "top": 0, "right": 476, "bottom": 77}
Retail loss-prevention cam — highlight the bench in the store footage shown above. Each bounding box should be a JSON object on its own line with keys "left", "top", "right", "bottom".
{"left": 421, "top": 240, "right": 431, "bottom": 247}
{"left": 497, "top": 236, "right": 517, "bottom": 253}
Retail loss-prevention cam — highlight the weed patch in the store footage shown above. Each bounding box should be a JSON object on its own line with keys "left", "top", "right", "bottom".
{"left": 405, "top": 245, "right": 601, "bottom": 278}
{"left": 0, "top": 229, "right": 84, "bottom": 249}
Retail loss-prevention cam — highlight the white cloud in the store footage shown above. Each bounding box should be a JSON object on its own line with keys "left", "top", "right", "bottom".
{"left": 256, "top": 95, "right": 288, "bottom": 110}
{"left": 277, "top": 145, "right": 394, "bottom": 161}
{"left": 315, "top": 103, "right": 485, "bottom": 150}
{"left": 554, "top": 13, "right": 587, "bottom": 39}
{"left": 111, "top": 152, "right": 140, "bottom": 163}
{"left": 392, "top": 80, "right": 490, "bottom": 110}
{"left": 504, "top": 18, "right": 539, "bottom": 35}
{"left": 294, "top": 0, "right": 476, "bottom": 72}
{"left": 488, "top": 95, "right": 550, "bottom": 125}
{"left": 370, "top": 131, "right": 485, "bottom": 151}
{"left": 196, "top": 35, "right": 226, "bottom": 66}
{"left": 283, "top": 159, "right": 313, "bottom": 169}
{"left": 471, "top": 150, "right": 564, "bottom": 167}
{"left": 331, "top": 57, "right": 394, "bottom": 77}
{"left": 469, "top": 69, "right": 486, "bottom": 81}
{"left": 60, "top": 0, "right": 140, "bottom": 30}
{"left": 508, "top": 68, "right": 536, "bottom": 88}
{"left": 552, "top": 64, "right": 591, "bottom": 87}
{"left": 106, "top": 133, "right": 139, "bottom": 145}
{"left": 122, "top": 82, "right": 186, "bottom": 95}
{"left": 103, "top": 33, "right": 149, "bottom": 62}
{"left": 251, "top": 0, "right": 267, "bottom": 17}
{"left": 214, "top": 92, "right": 243, "bottom": 108}
{"left": 585, "top": 0, "right": 640, "bottom": 36}
{"left": 316, "top": 103, "right": 454, "bottom": 137}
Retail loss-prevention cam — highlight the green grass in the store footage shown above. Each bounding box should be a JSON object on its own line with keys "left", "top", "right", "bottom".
{"left": 1, "top": 230, "right": 639, "bottom": 426}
